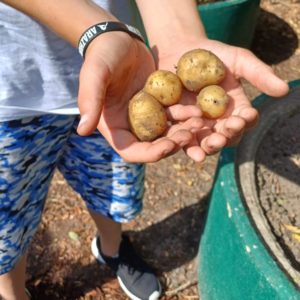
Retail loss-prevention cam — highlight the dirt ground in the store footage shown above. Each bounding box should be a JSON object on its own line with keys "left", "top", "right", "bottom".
{"left": 257, "top": 110, "right": 300, "bottom": 271}
{"left": 25, "top": 1, "right": 300, "bottom": 299}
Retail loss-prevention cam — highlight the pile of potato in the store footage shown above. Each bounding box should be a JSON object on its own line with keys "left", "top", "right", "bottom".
{"left": 128, "top": 49, "right": 229, "bottom": 141}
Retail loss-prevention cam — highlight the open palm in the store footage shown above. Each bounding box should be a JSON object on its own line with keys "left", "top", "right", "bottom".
{"left": 77, "top": 33, "right": 203, "bottom": 162}
{"left": 157, "top": 38, "right": 289, "bottom": 161}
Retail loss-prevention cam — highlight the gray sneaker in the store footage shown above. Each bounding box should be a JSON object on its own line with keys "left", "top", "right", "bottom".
{"left": 91, "top": 234, "right": 161, "bottom": 300}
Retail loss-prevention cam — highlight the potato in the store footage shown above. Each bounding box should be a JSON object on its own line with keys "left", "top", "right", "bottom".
{"left": 176, "top": 49, "right": 226, "bottom": 92}
{"left": 196, "top": 85, "right": 229, "bottom": 119}
{"left": 143, "top": 70, "right": 183, "bottom": 106}
{"left": 128, "top": 91, "right": 168, "bottom": 141}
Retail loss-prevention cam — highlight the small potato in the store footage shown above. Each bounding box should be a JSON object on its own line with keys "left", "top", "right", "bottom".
{"left": 128, "top": 91, "right": 168, "bottom": 141}
{"left": 143, "top": 70, "right": 183, "bottom": 106}
{"left": 196, "top": 85, "right": 229, "bottom": 119}
{"left": 176, "top": 49, "right": 226, "bottom": 92}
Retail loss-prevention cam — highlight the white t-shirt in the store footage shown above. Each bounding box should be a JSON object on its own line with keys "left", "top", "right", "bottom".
{"left": 0, "top": 0, "right": 144, "bottom": 121}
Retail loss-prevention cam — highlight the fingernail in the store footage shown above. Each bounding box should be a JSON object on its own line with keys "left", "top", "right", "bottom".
{"left": 78, "top": 114, "right": 88, "bottom": 129}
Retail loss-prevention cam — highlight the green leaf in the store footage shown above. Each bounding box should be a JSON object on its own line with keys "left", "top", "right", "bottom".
{"left": 68, "top": 231, "right": 79, "bottom": 241}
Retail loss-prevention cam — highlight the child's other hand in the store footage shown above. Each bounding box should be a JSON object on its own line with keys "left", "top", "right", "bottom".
{"left": 156, "top": 38, "right": 289, "bottom": 162}
{"left": 76, "top": 31, "right": 203, "bottom": 163}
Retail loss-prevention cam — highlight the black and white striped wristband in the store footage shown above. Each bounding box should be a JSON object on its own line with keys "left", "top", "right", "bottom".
{"left": 78, "top": 21, "right": 145, "bottom": 58}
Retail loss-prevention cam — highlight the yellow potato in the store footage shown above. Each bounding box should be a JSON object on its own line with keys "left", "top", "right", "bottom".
{"left": 128, "top": 91, "right": 168, "bottom": 141}
{"left": 196, "top": 85, "right": 229, "bottom": 119}
{"left": 176, "top": 49, "right": 226, "bottom": 92}
{"left": 143, "top": 70, "right": 183, "bottom": 106}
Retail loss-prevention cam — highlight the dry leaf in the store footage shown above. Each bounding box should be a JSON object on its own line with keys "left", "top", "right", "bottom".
{"left": 283, "top": 224, "right": 300, "bottom": 234}
{"left": 292, "top": 233, "right": 300, "bottom": 243}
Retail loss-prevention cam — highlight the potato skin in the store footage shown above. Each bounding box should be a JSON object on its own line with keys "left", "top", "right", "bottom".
{"left": 176, "top": 49, "right": 226, "bottom": 92}
{"left": 143, "top": 70, "right": 183, "bottom": 106}
{"left": 196, "top": 85, "right": 229, "bottom": 119}
{"left": 128, "top": 91, "right": 168, "bottom": 141}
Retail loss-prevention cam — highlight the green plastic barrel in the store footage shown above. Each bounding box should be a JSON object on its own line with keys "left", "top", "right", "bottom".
{"left": 198, "top": 80, "right": 300, "bottom": 300}
{"left": 198, "top": 0, "right": 261, "bottom": 48}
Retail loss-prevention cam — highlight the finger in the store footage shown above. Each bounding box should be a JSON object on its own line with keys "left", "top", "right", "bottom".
{"left": 226, "top": 134, "right": 243, "bottom": 147}
{"left": 215, "top": 116, "right": 246, "bottom": 140}
{"left": 163, "top": 118, "right": 205, "bottom": 156}
{"left": 120, "top": 139, "right": 177, "bottom": 163}
{"left": 233, "top": 106, "right": 259, "bottom": 130}
{"left": 183, "top": 128, "right": 223, "bottom": 159}
{"left": 226, "top": 88, "right": 259, "bottom": 129}
{"left": 184, "top": 143, "right": 206, "bottom": 163}
{"left": 167, "top": 117, "right": 204, "bottom": 135}
{"left": 236, "top": 48, "right": 289, "bottom": 97}
{"left": 103, "top": 129, "right": 176, "bottom": 163}
{"left": 77, "top": 59, "right": 111, "bottom": 136}
{"left": 158, "top": 129, "right": 194, "bottom": 158}
{"left": 163, "top": 128, "right": 193, "bottom": 148}
{"left": 200, "top": 132, "right": 227, "bottom": 155}
{"left": 166, "top": 104, "right": 202, "bottom": 122}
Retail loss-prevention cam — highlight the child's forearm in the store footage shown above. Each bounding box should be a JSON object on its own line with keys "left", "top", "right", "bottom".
{"left": 135, "top": 0, "right": 207, "bottom": 53}
{"left": 1, "top": 0, "right": 118, "bottom": 47}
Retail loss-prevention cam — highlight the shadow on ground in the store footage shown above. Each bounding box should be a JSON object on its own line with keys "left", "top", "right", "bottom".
{"left": 26, "top": 196, "right": 209, "bottom": 300}
{"left": 251, "top": 9, "right": 298, "bottom": 64}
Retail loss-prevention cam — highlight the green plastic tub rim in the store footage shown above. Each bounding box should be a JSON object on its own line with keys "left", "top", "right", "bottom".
{"left": 235, "top": 79, "right": 300, "bottom": 288}
{"left": 133, "top": 0, "right": 260, "bottom": 49}
{"left": 199, "top": 0, "right": 259, "bottom": 10}
{"left": 198, "top": 0, "right": 260, "bottom": 48}
{"left": 198, "top": 79, "right": 300, "bottom": 300}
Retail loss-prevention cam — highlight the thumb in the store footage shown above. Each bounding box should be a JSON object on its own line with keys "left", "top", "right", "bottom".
{"left": 77, "top": 58, "right": 111, "bottom": 136}
{"left": 236, "top": 48, "right": 289, "bottom": 97}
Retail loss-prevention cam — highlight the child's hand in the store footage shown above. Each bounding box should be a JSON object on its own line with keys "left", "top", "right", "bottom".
{"left": 156, "top": 38, "right": 289, "bottom": 162}
{"left": 76, "top": 32, "right": 203, "bottom": 163}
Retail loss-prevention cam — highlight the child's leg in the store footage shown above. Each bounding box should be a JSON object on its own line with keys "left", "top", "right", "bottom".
{"left": 0, "top": 254, "right": 28, "bottom": 300}
{"left": 58, "top": 119, "right": 145, "bottom": 240}
{"left": 58, "top": 122, "right": 161, "bottom": 300}
{"left": 0, "top": 115, "right": 75, "bottom": 299}
{"left": 88, "top": 210, "right": 122, "bottom": 257}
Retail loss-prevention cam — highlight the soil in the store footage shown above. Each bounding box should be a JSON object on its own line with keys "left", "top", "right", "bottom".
{"left": 25, "top": 1, "right": 300, "bottom": 299}
{"left": 256, "top": 110, "right": 300, "bottom": 271}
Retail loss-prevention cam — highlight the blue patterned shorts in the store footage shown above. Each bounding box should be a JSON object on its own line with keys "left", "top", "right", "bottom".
{"left": 0, "top": 114, "right": 145, "bottom": 275}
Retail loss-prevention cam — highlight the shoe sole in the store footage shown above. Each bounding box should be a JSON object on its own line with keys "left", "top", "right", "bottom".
{"left": 25, "top": 288, "right": 31, "bottom": 299}
{"left": 91, "top": 236, "right": 106, "bottom": 264}
{"left": 91, "top": 237, "right": 162, "bottom": 300}
{"left": 118, "top": 275, "right": 162, "bottom": 300}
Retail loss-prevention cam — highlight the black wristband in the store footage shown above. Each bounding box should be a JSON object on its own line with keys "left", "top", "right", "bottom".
{"left": 78, "top": 21, "right": 145, "bottom": 58}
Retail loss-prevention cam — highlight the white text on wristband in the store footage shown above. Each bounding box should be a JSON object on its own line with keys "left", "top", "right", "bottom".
{"left": 78, "top": 21, "right": 145, "bottom": 58}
